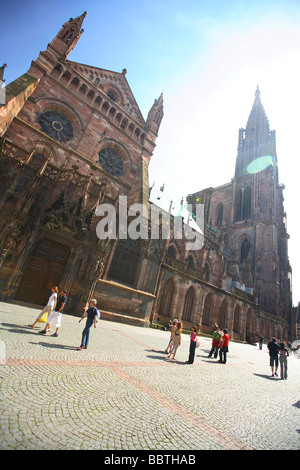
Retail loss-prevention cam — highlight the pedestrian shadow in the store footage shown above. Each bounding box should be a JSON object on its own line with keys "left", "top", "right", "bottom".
{"left": 146, "top": 352, "right": 170, "bottom": 362}
{"left": 253, "top": 373, "right": 280, "bottom": 381}
{"left": 146, "top": 354, "right": 169, "bottom": 362}
{"left": 145, "top": 349, "right": 167, "bottom": 355}
{"left": 145, "top": 350, "right": 187, "bottom": 365}
{"left": 0, "top": 323, "right": 38, "bottom": 335}
{"left": 29, "top": 341, "right": 77, "bottom": 351}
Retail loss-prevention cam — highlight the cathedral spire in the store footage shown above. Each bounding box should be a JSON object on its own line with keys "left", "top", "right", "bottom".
{"left": 246, "top": 84, "right": 269, "bottom": 134}
{"left": 235, "top": 87, "right": 276, "bottom": 178}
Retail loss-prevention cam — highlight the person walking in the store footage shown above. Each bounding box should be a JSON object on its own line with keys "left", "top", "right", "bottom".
{"left": 218, "top": 328, "right": 230, "bottom": 364}
{"left": 29, "top": 286, "right": 58, "bottom": 328}
{"left": 279, "top": 341, "right": 289, "bottom": 380}
{"left": 186, "top": 325, "right": 198, "bottom": 364}
{"left": 208, "top": 325, "right": 222, "bottom": 358}
{"left": 165, "top": 319, "right": 178, "bottom": 354}
{"left": 39, "top": 288, "right": 67, "bottom": 337}
{"left": 168, "top": 321, "right": 182, "bottom": 360}
{"left": 77, "top": 299, "right": 99, "bottom": 350}
{"left": 267, "top": 337, "right": 280, "bottom": 377}
{"left": 258, "top": 335, "right": 264, "bottom": 350}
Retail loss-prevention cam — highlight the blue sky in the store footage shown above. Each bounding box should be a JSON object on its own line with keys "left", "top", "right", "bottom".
{"left": 1, "top": 0, "right": 300, "bottom": 305}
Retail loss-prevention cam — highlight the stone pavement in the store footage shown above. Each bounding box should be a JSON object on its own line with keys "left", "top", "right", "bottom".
{"left": 0, "top": 301, "right": 299, "bottom": 451}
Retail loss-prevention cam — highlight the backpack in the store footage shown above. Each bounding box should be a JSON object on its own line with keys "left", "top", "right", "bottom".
{"left": 96, "top": 308, "right": 101, "bottom": 322}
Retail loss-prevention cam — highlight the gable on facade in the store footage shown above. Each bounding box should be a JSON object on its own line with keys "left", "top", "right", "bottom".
{"left": 68, "top": 61, "right": 145, "bottom": 124}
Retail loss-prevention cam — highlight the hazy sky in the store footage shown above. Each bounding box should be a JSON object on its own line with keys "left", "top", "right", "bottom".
{"left": 1, "top": 0, "right": 300, "bottom": 305}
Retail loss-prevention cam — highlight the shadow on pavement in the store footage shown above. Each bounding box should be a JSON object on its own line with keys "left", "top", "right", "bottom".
{"left": 253, "top": 373, "right": 280, "bottom": 381}
{"left": 29, "top": 341, "right": 78, "bottom": 351}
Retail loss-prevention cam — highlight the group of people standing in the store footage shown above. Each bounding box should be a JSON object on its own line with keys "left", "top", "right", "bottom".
{"left": 28, "top": 286, "right": 100, "bottom": 349}
{"left": 207, "top": 324, "right": 230, "bottom": 364}
{"left": 165, "top": 320, "right": 229, "bottom": 365}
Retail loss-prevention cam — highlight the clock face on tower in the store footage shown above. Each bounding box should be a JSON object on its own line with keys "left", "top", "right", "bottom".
{"left": 38, "top": 110, "right": 74, "bottom": 143}
{"left": 98, "top": 148, "right": 124, "bottom": 176}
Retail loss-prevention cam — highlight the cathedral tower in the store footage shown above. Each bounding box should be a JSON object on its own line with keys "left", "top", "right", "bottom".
{"left": 230, "top": 88, "right": 292, "bottom": 318}
{"left": 187, "top": 88, "right": 292, "bottom": 325}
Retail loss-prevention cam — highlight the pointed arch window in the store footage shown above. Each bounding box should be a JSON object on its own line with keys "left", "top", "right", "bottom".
{"left": 235, "top": 187, "right": 251, "bottom": 221}
{"left": 187, "top": 255, "right": 194, "bottom": 268}
{"left": 218, "top": 299, "right": 227, "bottom": 329}
{"left": 233, "top": 304, "right": 241, "bottom": 332}
{"left": 235, "top": 189, "right": 243, "bottom": 221}
{"left": 203, "top": 263, "right": 210, "bottom": 282}
{"left": 202, "top": 294, "right": 212, "bottom": 326}
{"left": 243, "top": 187, "right": 251, "bottom": 219}
{"left": 61, "top": 28, "right": 75, "bottom": 44}
{"left": 158, "top": 278, "right": 175, "bottom": 317}
{"left": 216, "top": 204, "right": 223, "bottom": 226}
{"left": 182, "top": 287, "right": 195, "bottom": 322}
{"left": 167, "top": 245, "right": 176, "bottom": 259}
{"left": 240, "top": 239, "right": 250, "bottom": 264}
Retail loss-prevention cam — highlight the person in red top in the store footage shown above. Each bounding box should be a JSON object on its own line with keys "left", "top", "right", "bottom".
{"left": 218, "top": 328, "right": 230, "bottom": 364}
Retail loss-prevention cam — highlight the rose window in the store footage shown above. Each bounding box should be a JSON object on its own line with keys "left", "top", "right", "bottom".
{"left": 98, "top": 148, "right": 123, "bottom": 176}
{"left": 38, "top": 110, "right": 74, "bottom": 143}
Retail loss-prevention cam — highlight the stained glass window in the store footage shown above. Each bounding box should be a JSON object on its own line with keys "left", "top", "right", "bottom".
{"left": 39, "top": 110, "right": 74, "bottom": 143}
{"left": 98, "top": 148, "right": 123, "bottom": 176}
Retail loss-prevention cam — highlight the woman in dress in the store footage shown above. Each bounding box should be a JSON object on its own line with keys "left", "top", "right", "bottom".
{"left": 168, "top": 321, "right": 182, "bottom": 360}
{"left": 165, "top": 319, "right": 178, "bottom": 354}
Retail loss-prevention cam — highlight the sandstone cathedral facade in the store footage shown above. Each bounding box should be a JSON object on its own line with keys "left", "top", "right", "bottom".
{"left": 0, "top": 13, "right": 295, "bottom": 341}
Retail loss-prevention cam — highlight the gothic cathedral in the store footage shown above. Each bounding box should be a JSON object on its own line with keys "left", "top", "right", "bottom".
{"left": 0, "top": 13, "right": 295, "bottom": 341}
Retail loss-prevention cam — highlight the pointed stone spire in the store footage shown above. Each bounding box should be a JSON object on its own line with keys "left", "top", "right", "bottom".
{"left": 38, "top": 11, "right": 87, "bottom": 67}
{"left": 28, "top": 12, "right": 87, "bottom": 78}
{"left": 235, "top": 87, "right": 276, "bottom": 178}
{"left": 246, "top": 85, "right": 269, "bottom": 134}
{"left": 67, "top": 11, "right": 87, "bottom": 32}
{"left": 146, "top": 93, "right": 164, "bottom": 136}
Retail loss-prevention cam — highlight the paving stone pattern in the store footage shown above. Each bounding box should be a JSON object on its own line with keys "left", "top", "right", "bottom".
{"left": 0, "top": 302, "right": 299, "bottom": 450}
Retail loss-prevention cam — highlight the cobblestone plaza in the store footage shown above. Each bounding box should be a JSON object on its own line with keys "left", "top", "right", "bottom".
{"left": 0, "top": 301, "right": 299, "bottom": 451}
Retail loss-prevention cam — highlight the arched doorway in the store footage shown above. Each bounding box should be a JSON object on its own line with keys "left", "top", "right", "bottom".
{"left": 15, "top": 237, "right": 71, "bottom": 305}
